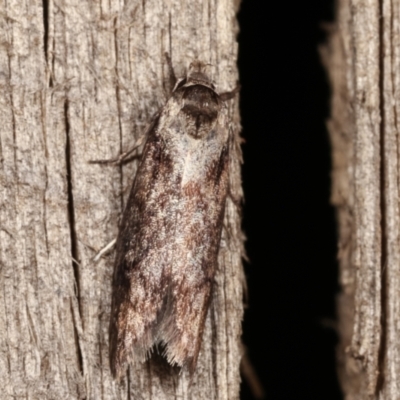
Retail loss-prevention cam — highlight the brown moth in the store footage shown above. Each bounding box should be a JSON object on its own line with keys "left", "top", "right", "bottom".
{"left": 109, "top": 56, "right": 239, "bottom": 379}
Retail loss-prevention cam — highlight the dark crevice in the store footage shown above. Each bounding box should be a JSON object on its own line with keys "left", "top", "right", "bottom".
{"left": 142, "top": 0, "right": 146, "bottom": 41}
{"left": 168, "top": 12, "right": 172, "bottom": 59}
{"left": 127, "top": 370, "right": 131, "bottom": 400}
{"left": 42, "top": 0, "right": 53, "bottom": 87}
{"left": 7, "top": 42, "right": 17, "bottom": 169}
{"left": 113, "top": 17, "right": 125, "bottom": 215}
{"left": 376, "top": 0, "right": 387, "bottom": 394}
{"left": 70, "top": 299, "right": 84, "bottom": 380}
{"left": 42, "top": 172, "right": 49, "bottom": 255}
{"left": 210, "top": 298, "right": 218, "bottom": 398}
{"left": 99, "top": 326, "right": 104, "bottom": 399}
{"left": 65, "top": 100, "right": 84, "bottom": 374}
{"left": 42, "top": 0, "right": 49, "bottom": 62}
{"left": 41, "top": 94, "right": 50, "bottom": 255}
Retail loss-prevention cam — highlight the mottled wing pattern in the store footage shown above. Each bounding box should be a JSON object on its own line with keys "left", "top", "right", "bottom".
{"left": 109, "top": 122, "right": 180, "bottom": 377}
{"left": 161, "top": 112, "right": 230, "bottom": 372}
{"left": 109, "top": 62, "right": 234, "bottom": 378}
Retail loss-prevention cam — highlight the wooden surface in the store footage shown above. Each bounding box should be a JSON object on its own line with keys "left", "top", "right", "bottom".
{"left": 323, "top": 0, "right": 400, "bottom": 398}
{"left": 0, "top": 1, "right": 244, "bottom": 399}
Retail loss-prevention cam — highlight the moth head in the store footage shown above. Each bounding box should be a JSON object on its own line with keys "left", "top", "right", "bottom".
{"left": 186, "top": 60, "right": 215, "bottom": 89}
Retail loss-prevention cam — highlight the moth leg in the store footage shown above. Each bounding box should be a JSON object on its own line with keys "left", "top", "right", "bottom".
{"left": 93, "top": 238, "right": 117, "bottom": 262}
{"left": 219, "top": 84, "right": 241, "bottom": 102}
{"left": 89, "top": 113, "right": 161, "bottom": 165}
{"left": 164, "top": 52, "right": 177, "bottom": 94}
{"left": 89, "top": 135, "right": 146, "bottom": 165}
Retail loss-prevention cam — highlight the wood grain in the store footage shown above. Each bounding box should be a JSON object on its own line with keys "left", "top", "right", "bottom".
{"left": 323, "top": 0, "right": 400, "bottom": 397}
{"left": 0, "top": 1, "right": 244, "bottom": 399}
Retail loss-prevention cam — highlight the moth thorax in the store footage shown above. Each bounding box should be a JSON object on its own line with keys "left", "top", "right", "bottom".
{"left": 183, "top": 113, "right": 217, "bottom": 139}
{"left": 182, "top": 85, "right": 219, "bottom": 138}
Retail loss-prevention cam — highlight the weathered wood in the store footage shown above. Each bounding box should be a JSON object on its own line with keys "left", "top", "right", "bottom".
{"left": 323, "top": 0, "right": 400, "bottom": 398}
{"left": 0, "top": 1, "right": 244, "bottom": 399}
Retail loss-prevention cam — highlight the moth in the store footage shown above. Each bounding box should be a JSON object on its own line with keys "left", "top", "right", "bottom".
{"left": 108, "top": 55, "right": 239, "bottom": 379}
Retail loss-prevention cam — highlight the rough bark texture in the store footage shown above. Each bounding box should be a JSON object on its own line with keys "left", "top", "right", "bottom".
{"left": 323, "top": 0, "right": 400, "bottom": 398}
{"left": 0, "top": 1, "right": 244, "bottom": 399}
